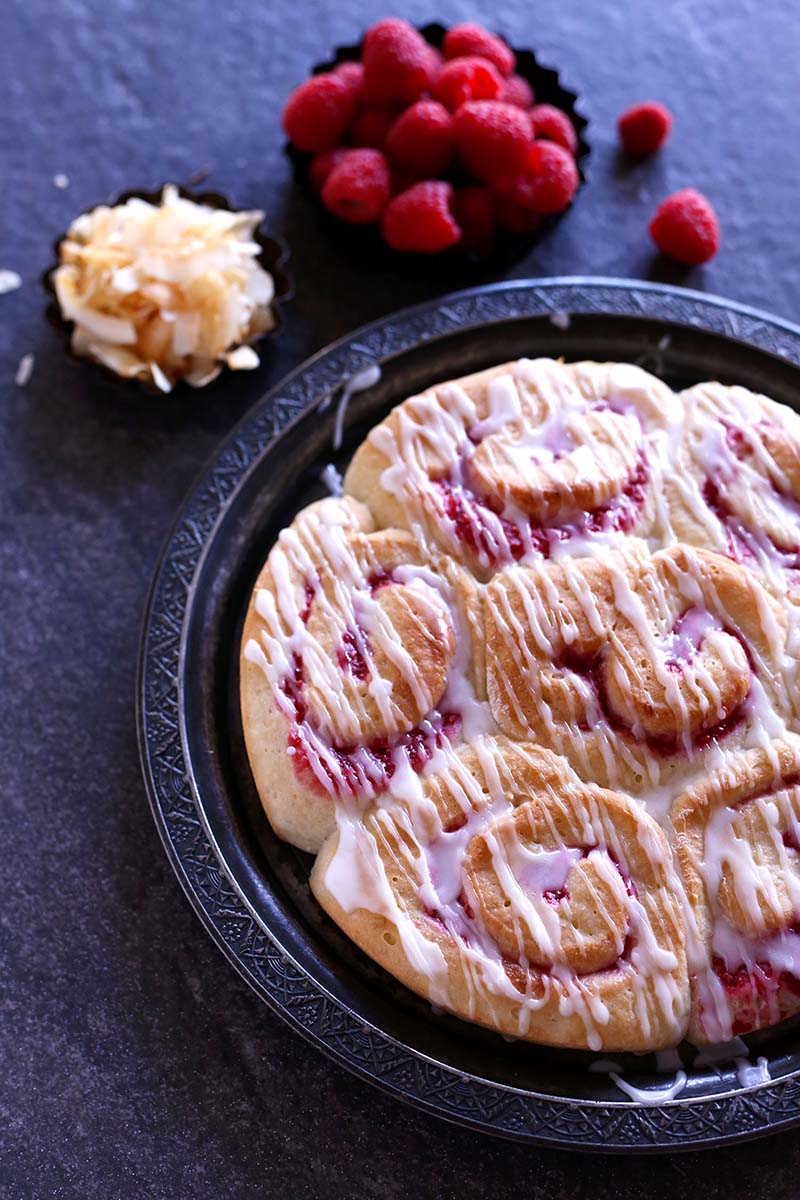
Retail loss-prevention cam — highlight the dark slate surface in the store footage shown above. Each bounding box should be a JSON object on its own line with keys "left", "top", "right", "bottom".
{"left": 4, "top": 0, "right": 800, "bottom": 1195}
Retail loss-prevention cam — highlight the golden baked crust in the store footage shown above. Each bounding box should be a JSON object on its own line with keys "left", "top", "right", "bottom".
{"left": 311, "top": 737, "right": 690, "bottom": 1052}
{"left": 240, "top": 357, "right": 800, "bottom": 1051}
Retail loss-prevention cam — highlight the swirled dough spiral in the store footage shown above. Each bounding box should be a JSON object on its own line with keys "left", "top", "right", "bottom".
{"left": 312, "top": 737, "right": 690, "bottom": 1051}
{"left": 345, "top": 358, "right": 680, "bottom": 578}
{"left": 485, "top": 543, "right": 788, "bottom": 795}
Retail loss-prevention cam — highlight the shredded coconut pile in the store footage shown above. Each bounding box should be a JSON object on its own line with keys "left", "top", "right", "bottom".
{"left": 52, "top": 185, "right": 276, "bottom": 391}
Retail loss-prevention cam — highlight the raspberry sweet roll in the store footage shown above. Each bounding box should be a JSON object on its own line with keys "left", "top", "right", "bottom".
{"left": 672, "top": 740, "right": 800, "bottom": 1043}
{"left": 667, "top": 381, "right": 800, "bottom": 600}
{"left": 311, "top": 737, "right": 690, "bottom": 1051}
{"left": 240, "top": 496, "right": 485, "bottom": 853}
{"left": 484, "top": 542, "right": 789, "bottom": 803}
{"left": 344, "top": 358, "right": 680, "bottom": 579}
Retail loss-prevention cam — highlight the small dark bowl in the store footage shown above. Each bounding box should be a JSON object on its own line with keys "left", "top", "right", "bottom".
{"left": 43, "top": 184, "right": 293, "bottom": 397}
{"left": 286, "top": 22, "right": 590, "bottom": 280}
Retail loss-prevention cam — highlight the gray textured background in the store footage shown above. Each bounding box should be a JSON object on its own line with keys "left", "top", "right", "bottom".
{"left": 3, "top": 0, "right": 800, "bottom": 1196}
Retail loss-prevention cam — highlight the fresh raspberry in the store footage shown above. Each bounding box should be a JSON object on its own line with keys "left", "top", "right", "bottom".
{"left": 309, "top": 147, "right": 348, "bottom": 193}
{"left": 529, "top": 104, "right": 578, "bottom": 155}
{"left": 649, "top": 188, "right": 720, "bottom": 265}
{"left": 507, "top": 140, "right": 579, "bottom": 214}
{"left": 618, "top": 101, "right": 673, "bottom": 155}
{"left": 334, "top": 61, "right": 365, "bottom": 106}
{"left": 496, "top": 195, "right": 543, "bottom": 234}
{"left": 431, "top": 57, "right": 503, "bottom": 112}
{"left": 350, "top": 108, "right": 395, "bottom": 150}
{"left": 442, "top": 22, "right": 515, "bottom": 77}
{"left": 452, "top": 101, "right": 531, "bottom": 182}
{"left": 385, "top": 101, "right": 454, "bottom": 176}
{"left": 282, "top": 73, "right": 357, "bottom": 153}
{"left": 501, "top": 74, "right": 534, "bottom": 109}
{"left": 362, "top": 18, "right": 436, "bottom": 106}
{"left": 452, "top": 186, "right": 496, "bottom": 254}
{"left": 321, "top": 148, "right": 391, "bottom": 224}
{"left": 382, "top": 181, "right": 461, "bottom": 253}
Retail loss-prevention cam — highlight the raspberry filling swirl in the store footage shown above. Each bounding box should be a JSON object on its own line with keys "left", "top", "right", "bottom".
{"left": 432, "top": 382, "right": 651, "bottom": 569}
{"left": 702, "top": 421, "right": 800, "bottom": 570}
{"left": 485, "top": 543, "right": 786, "bottom": 798}
{"left": 432, "top": 446, "right": 649, "bottom": 569}
{"left": 673, "top": 381, "right": 800, "bottom": 589}
{"left": 348, "top": 359, "right": 680, "bottom": 578}
{"left": 283, "top": 647, "right": 462, "bottom": 798}
{"left": 673, "top": 743, "right": 800, "bottom": 1042}
{"left": 462, "top": 831, "right": 636, "bottom": 979}
{"left": 245, "top": 498, "right": 484, "bottom": 801}
{"left": 314, "top": 738, "right": 690, "bottom": 1052}
{"left": 282, "top": 560, "right": 461, "bottom": 796}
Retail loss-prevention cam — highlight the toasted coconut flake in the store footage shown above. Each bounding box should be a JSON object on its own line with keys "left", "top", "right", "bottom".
{"left": 226, "top": 345, "right": 260, "bottom": 371}
{"left": 150, "top": 362, "right": 172, "bottom": 393}
{"left": 51, "top": 186, "right": 276, "bottom": 390}
{"left": 112, "top": 266, "right": 139, "bottom": 294}
{"left": 15, "top": 353, "right": 34, "bottom": 386}
{"left": 0, "top": 270, "right": 22, "bottom": 294}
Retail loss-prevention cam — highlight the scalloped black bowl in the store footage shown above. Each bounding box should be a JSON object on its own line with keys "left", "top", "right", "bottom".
{"left": 285, "top": 22, "right": 590, "bottom": 280}
{"left": 43, "top": 184, "right": 293, "bottom": 397}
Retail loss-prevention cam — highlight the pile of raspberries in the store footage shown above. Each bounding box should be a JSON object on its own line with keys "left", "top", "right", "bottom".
{"left": 282, "top": 19, "right": 582, "bottom": 255}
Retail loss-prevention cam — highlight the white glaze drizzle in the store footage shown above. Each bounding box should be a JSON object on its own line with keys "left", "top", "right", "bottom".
{"left": 321, "top": 463, "right": 343, "bottom": 496}
{"left": 609, "top": 1070, "right": 688, "bottom": 1104}
{"left": 736, "top": 1055, "right": 771, "bottom": 1087}
{"left": 333, "top": 362, "right": 382, "bottom": 451}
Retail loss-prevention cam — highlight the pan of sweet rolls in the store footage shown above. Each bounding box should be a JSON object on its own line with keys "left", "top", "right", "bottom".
{"left": 241, "top": 358, "right": 800, "bottom": 1052}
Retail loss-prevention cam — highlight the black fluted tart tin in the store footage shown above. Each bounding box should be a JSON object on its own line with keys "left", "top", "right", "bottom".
{"left": 43, "top": 184, "right": 293, "bottom": 397}
{"left": 285, "top": 23, "right": 590, "bottom": 279}
{"left": 139, "top": 279, "right": 800, "bottom": 1151}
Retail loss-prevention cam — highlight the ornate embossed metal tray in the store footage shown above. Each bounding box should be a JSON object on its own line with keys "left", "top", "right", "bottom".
{"left": 138, "top": 278, "right": 800, "bottom": 1151}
